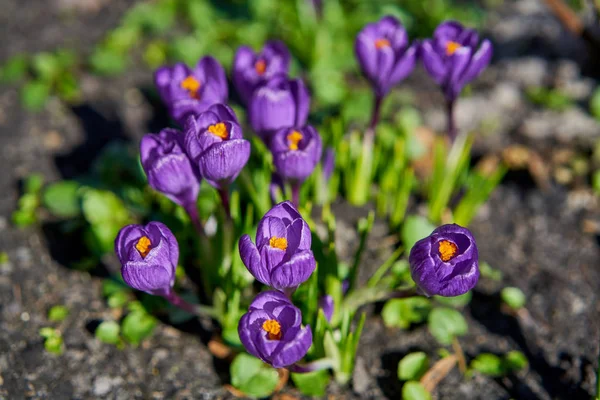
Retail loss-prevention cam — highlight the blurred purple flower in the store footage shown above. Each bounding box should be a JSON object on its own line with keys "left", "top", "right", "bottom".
{"left": 140, "top": 128, "right": 200, "bottom": 211}
{"left": 233, "top": 41, "right": 291, "bottom": 105}
{"left": 239, "top": 201, "right": 315, "bottom": 292}
{"left": 318, "top": 295, "right": 334, "bottom": 322}
{"left": 355, "top": 15, "right": 417, "bottom": 98}
{"left": 270, "top": 125, "right": 323, "bottom": 183}
{"left": 238, "top": 290, "right": 312, "bottom": 368}
{"left": 248, "top": 77, "right": 310, "bottom": 141}
{"left": 419, "top": 20, "right": 492, "bottom": 102}
{"left": 321, "top": 147, "right": 335, "bottom": 182}
{"left": 408, "top": 224, "right": 479, "bottom": 297}
{"left": 115, "top": 222, "right": 178, "bottom": 297}
{"left": 184, "top": 104, "right": 250, "bottom": 189}
{"left": 154, "top": 57, "right": 228, "bottom": 125}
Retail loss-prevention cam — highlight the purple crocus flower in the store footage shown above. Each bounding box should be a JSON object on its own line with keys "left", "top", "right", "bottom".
{"left": 270, "top": 125, "right": 323, "bottom": 183}
{"left": 408, "top": 224, "right": 479, "bottom": 297}
{"left": 239, "top": 201, "right": 316, "bottom": 293}
{"left": 184, "top": 104, "right": 250, "bottom": 189}
{"left": 154, "top": 57, "right": 228, "bottom": 125}
{"left": 248, "top": 77, "right": 310, "bottom": 141}
{"left": 233, "top": 41, "right": 291, "bottom": 105}
{"left": 140, "top": 128, "right": 200, "bottom": 212}
{"left": 115, "top": 222, "right": 178, "bottom": 297}
{"left": 419, "top": 20, "right": 493, "bottom": 102}
{"left": 355, "top": 16, "right": 417, "bottom": 98}
{"left": 321, "top": 147, "right": 335, "bottom": 182}
{"left": 238, "top": 290, "right": 312, "bottom": 368}
{"left": 319, "top": 295, "right": 334, "bottom": 322}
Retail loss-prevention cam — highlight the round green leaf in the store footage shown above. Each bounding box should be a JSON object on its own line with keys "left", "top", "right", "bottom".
{"left": 382, "top": 298, "right": 432, "bottom": 329}
{"left": 291, "top": 369, "right": 330, "bottom": 396}
{"left": 501, "top": 287, "right": 526, "bottom": 309}
{"left": 95, "top": 321, "right": 121, "bottom": 345}
{"left": 402, "top": 215, "right": 436, "bottom": 252}
{"left": 21, "top": 80, "right": 51, "bottom": 111}
{"left": 230, "top": 353, "right": 279, "bottom": 399}
{"left": 434, "top": 292, "right": 472, "bottom": 308}
{"left": 402, "top": 381, "right": 431, "bottom": 400}
{"left": 398, "top": 352, "right": 429, "bottom": 381}
{"left": 121, "top": 311, "right": 157, "bottom": 346}
{"left": 470, "top": 353, "right": 504, "bottom": 377}
{"left": 504, "top": 351, "right": 528, "bottom": 372}
{"left": 43, "top": 181, "right": 81, "bottom": 218}
{"left": 48, "top": 305, "right": 69, "bottom": 322}
{"left": 427, "top": 307, "right": 468, "bottom": 345}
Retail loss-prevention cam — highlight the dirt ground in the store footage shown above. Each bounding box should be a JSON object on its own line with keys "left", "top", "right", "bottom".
{"left": 0, "top": 0, "right": 599, "bottom": 399}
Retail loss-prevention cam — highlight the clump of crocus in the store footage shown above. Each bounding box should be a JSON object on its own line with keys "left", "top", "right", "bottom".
{"left": 115, "top": 222, "right": 178, "bottom": 297}
{"left": 238, "top": 290, "right": 312, "bottom": 368}
{"left": 233, "top": 41, "right": 291, "bottom": 105}
{"left": 154, "top": 57, "right": 228, "bottom": 125}
{"left": 270, "top": 125, "right": 323, "bottom": 205}
{"left": 249, "top": 76, "right": 310, "bottom": 142}
{"left": 239, "top": 201, "right": 315, "bottom": 294}
{"left": 184, "top": 104, "right": 250, "bottom": 191}
{"left": 420, "top": 21, "right": 492, "bottom": 140}
{"left": 355, "top": 15, "right": 417, "bottom": 131}
{"left": 140, "top": 128, "right": 201, "bottom": 216}
{"left": 408, "top": 224, "right": 479, "bottom": 297}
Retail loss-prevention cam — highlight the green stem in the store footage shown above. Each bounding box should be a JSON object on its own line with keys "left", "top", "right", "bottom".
{"left": 163, "top": 291, "right": 218, "bottom": 319}
{"left": 367, "top": 246, "right": 404, "bottom": 288}
{"left": 289, "top": 358, "right": 335, "bottom": 373}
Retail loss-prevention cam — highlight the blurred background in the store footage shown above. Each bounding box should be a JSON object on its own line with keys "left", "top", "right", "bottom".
{"left": 0, "top": 0, "right": 599, "bottom": 399}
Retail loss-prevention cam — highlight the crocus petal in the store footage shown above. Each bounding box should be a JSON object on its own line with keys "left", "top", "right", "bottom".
{"left": 388, "top": 44, "right": 417, "bottom": 85}
{"left": 269, "top": 250, "right": 316, "bottom": 291}
{"left": 270, "top": 325, "right": 312, "bottom": 368}
{"left": 289, "top": 79, "right": 310, "bottom": 127}
{"left": 285, "top": 218, "right": 311, "bottom": 255}
{"left": 256, "top": 216, "right": 288, "bottom": 248}
{"left": 115, "top": 225, "right": 143, "bottom": 265}
{"left": 248, "top": 290, "right": 292, "bottom": 311}
{"left": 355, "top": 28, "right": 379, "bottom": 81}
{"left": 196, "top": 56, "right": 228, "bottom": 100}
{"left": 239, "top": 235, "right": 269, "bottom": 285}
{"left": 459, "top": 39, "right": 493, "bottom": 85}
{"left": 260, "top": 245, "right": 287, "bottom": 275}
{"left": 319, "top": 295, "right": 334, "bottom": 322}
{"left": 446, "top": 46, "right": 472, "bottom": 100}
{"left": 420, "top": 40, "right": 447, "bottom": 85}
{"left": 198, "top": 139, "right": 251, "bottom": 188}
{"left": 262, "top": 201, "right": 302, "bottom": 226}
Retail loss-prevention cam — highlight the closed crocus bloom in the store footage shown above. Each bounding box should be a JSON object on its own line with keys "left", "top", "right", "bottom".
{"left": 408, "top": 224, "right": 479, "bottom": 297}
{"left": 420, "top": 20, "right": 493, "bottom": 102}
{"left": 238, "top": 290, "right": 312, "bottom": 368}
{"left": 239, "top": 201, "right": 315, "bottom": 292}
{"left": 233, "top": 41, "right": 291, "bottom": 105}
{"left": 115, "top": 222, "right": 178, "bottom": 297}
{"left": 154, "top": 57, "right": 228, "bottom": 125}
{"left": 140, "top": 128, "right": 200, "bottom": 211}
{"left": 318, "top": 295, "right": 334, "bottom": 323}
{"left": 248, "top": 77, "right": 310, "bottom": 141}
{"left": 355, "top": 15, "right": 417, "bottom": 98}
{"left": 270, "top": 125, "right": 322, "bottom": 183}
{"left": 184, "top": 104, "right": 250, "bottom": 189}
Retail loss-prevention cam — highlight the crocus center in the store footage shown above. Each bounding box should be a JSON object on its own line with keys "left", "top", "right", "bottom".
{"left": 207, "top": 122, "right": 229, "bottom": 140}
{"left": 255, "top": 59, "right": 267, "bottom": 75}
{"left": 445, "top": 41, "right": 462, "bottom": 56}
{"left": 180, "top": 75, "right": 201, "bottom": 99}
{"left": 135, "top": 236, "right": 152, "bottom": 258}
{"left": 262, "top": 319, "right": 282, "bottom": 340}
{"left": 269, "top": 236, "right": 288, "bottom": 251}
{"left": 287, "top": 130, "right": 303, "bottom": 151}
{"left": 375, "top": 38, "right": 391, "bottom": 49}
{"left": 438, "top": 240, "right": 458, "bottom": 262}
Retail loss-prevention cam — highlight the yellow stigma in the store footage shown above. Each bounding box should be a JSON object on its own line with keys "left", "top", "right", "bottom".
{"left": 438, "top": 240, "right": 458, "bottom": 262}
{"left": 375, "top": 38, "right": 391, "bottom": 49}
{"left": 255, "top": 59, "right": 267, "bottom": 75}
{"left": 262, "top": 319, "right": 282, "bottom": 340}
{"left": 269, "top": 236, "right": 288, "bottom": 251}
{"left": 135, "top": 236, "right": 152, "bottom": 258}
{"left": 287, "top": 130, "right": 303, "bottom": 151}
{"left": 207, "top": 122, "right": 229, "bottom": 140}
{"left": 445, "top": 41, "right": 462, "bottom": 56}
{"left": 180, "top": 75, "right": 201, "bottom": 99}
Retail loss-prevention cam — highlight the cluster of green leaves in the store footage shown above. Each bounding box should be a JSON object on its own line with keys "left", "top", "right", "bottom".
{"left": 39, "top": 305, "right": 70, "bottom": 355}
{"left": 12, "top": 174, "right": 44, "bottom": 227}
{"left": 526, "top": 86, "right": 574, "bottom": 111}
{"left": 469, "top": 350, "right": 528, "bottom": 377}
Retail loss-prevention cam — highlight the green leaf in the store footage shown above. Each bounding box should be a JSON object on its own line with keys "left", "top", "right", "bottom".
{"left": 501, "top": 287, "right": 526, "bottom": 309}
{"left": 479, "top": 261, "right": 503, "bottom": 281}
{"left": 402, "top": 215, "right": 436, "bottom": 251}
{"left": 0, "top": 55, "right": 28, "bottom": 83}
{"left": 89, "top": 47, "right": 127, "bottom": 76}
{"left": 402, "top": 381, "right": 431, "bottom": 400}
{"left": 81, "top": 189, "right": 129, "bottom": 226}
{"left": 43, "top": 181, "right": 81, "bottom": 217}
{"left": 95, "top": 321, "right": 121, "bottom": 345}
{"left": 107, "top": 291, "right": 129, "bottom": 309}
{"left": 25, "top": 174, "right": 44, "bottom": 193}
{"left": 44, "top": 334, "right": 64, "bottom": 355}
{"left": 21, "top": 80, "right": 51, "bottom": 111}
{"left": 102, "top": 278, "right": 128, "bottom": 297}
{"left": 48, "top": 305, "right": 69, "bottom": 322}
{"left": 39, "top": 327, "right": 57, "bottom": 339}
{"left": 470, "top": 353, "right": 504, "bottom": 377}
{"left": 382, "top": 297, "right": 432, "bottom": 329}
{"left": 427, "top": 307, "right": 468, "bottom": 345}
{"left": 398, "top": 352, "right": 429, "bottom": 381}
{"left": 230, "top": 353, "right": 279, "bottom": 399}
{"left": 32, "top": 52, "right": 62, "bottom": 81}
{"left": 434, "top": 292, "right": 472, "bottom": 308}
{"left": 121, "top": 311, "right": 157, "bottom": 346}
{"left": 503, "top": 351, "right": 528, "bottom": 372}
{"left": 291, "top": 369, "right": 330, "bottom": 396}
{"left": 591, "top": 88, "right": 600, "bottom": 120}
{"left": 0, "top": 252, "right": 8, "bottom": 264}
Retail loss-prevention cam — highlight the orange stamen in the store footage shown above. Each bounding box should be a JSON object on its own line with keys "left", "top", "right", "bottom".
{"left": 269, "top": 237, "right": 288, "bottom": 251}
{"left": 255, "top": 59, "right": 267, "bottom": 75}
{"left": 438, "top": 240, "right": 458, "bottom": 262}
{"left": 287, "top": 130, "right": 303, "bottom": 151}
{"left": 207, "top": 122, "right": 229, "bottom": 140}
{"left": 445, "top": 41, "right": 462, "bottom": 56}
{"left": 262, "top": 319, "right": 282, "bottom": 340}
{"left": 180, "top": 75, "right": 201, "bottom": 99}
{"left": 135, "top": 236, "right": 152, "bottom": 258}
{"left": 375, "top": 38, "right": 391, "bottom": 49}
